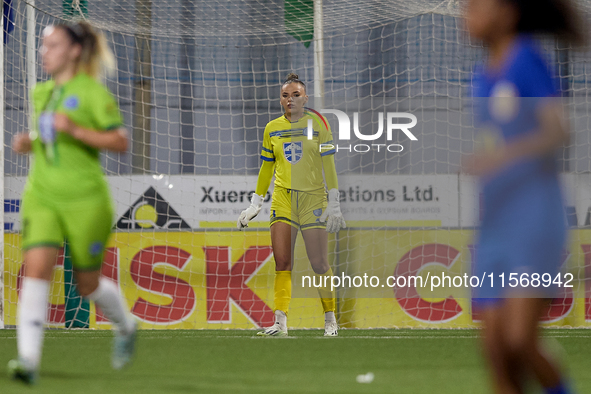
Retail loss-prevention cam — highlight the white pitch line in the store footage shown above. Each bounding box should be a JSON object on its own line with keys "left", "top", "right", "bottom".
{"left": 2, "top": 333, "right": 591, "bottom": 340}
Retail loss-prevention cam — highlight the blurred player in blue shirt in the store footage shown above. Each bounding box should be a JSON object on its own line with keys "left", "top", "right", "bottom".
{"left": 464, "top": 0, "right": 585, "bottom": 393}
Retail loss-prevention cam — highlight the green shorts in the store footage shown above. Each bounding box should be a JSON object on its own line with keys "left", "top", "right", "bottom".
{"left": 21, "top": 189, "right": 114, "bottom": 271}
{"left": 270, "top": 186, "right": 327, "bottom": 230}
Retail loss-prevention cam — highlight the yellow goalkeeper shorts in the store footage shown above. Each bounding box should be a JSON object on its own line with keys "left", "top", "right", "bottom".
{"left": 270, "top": 186, "right": 327, "bottom": 230}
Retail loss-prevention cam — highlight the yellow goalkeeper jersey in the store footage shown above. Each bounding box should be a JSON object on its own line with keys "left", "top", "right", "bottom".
{"left": 260, "top": 109, "right": 335, "bottom": 195}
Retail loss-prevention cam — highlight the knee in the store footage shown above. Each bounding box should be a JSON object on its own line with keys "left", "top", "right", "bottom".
{"left": 310, "top": 259, "right": 329, "bottom": 275}
{"left": 504, "top": 333, "right": 535, "bottom": 364}
{"left": 482, "top": 331, "right": 504, "bottom": 360}
{"left": 76, "top": 280, "right": 99, "bottom": 298}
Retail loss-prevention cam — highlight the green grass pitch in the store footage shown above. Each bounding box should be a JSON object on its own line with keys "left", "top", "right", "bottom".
{"left": 1, "top": 329, "right": 590, "bottom": 393}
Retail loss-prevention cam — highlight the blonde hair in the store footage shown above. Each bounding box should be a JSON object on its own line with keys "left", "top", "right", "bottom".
{"left": 56, "top": 21, "right": 115, "bottom": 79}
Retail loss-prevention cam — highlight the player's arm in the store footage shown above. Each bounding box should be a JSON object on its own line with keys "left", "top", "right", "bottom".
{"left": 465, "top": 100, "right": 568, "bottom": 176}
{"left": 53, "top": 113, "right": 128, "bottom": 153}
{"left": 237, "top": 127, "right": 275, "bottom": 229}
{"left": 503, "top": 100, "right": 568, "bottom": 161}
{"left": 13, "top": 85, "right": 37, "bottom": 154}
{"left": 322, "top": 153, "right": 338, "bottom": 191}
{"left": 237, "top": 161, "right": 274, "bottom": 230}
{"left": 319, "top": 123, "right": 346, "bottom": 233}
{"left": 255, "top": 159, "right": 275, "bottom": 196}
{"left": 12, "top": 133, "right": 33, "bottom": 154}
{"left": 54, "top": 85, "right": 129, "bottom": 153}
{"left": 503, "top": 58, "right": 571, "bottom": 159}
{"left": 70, "top": 126, "right": 128, "bottom": 153}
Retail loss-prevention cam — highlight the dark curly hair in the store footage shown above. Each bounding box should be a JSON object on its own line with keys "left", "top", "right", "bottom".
{"left": 504, "top": 0, "right": 585, "bottom": 45}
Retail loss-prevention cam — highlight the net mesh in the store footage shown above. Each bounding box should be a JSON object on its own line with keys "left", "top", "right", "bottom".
{"left": 2, "top": 0, "right": 591, "bottom": 329}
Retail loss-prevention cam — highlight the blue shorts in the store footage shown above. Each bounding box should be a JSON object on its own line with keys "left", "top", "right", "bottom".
{"left": 473, "top": 186, "right": 567, "bottom": 301}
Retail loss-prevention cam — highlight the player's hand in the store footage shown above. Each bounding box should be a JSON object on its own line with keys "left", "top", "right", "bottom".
{"left": 320, "top": 189, "right": 346, "bottom": 233}
{"left": 461, "top": 150, "right": 507, "bottom": 177}
{"left": 12, "top": 133, "right": 32, "bottom": 154}
{"left": 53, "top": 113, "right": 76, "bottom": 135}
{"left": 237, "top": 193, "right": 264, "bottom": 230}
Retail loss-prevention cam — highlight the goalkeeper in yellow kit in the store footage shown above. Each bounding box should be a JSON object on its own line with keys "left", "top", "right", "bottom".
{"left": 237, "top": 73, "right": 345, "bottom": 336}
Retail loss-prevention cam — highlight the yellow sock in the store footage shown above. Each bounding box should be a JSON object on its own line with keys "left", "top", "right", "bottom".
{"left": 317, "top": 268, "right": 336, "bottom": 313}
{"left": 274, "top": 271, "right": 292, "bottom": 314}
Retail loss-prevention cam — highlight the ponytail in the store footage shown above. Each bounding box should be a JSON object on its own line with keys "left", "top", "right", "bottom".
{"left": 57, "top": 21, "right": 115, "bottom": 79}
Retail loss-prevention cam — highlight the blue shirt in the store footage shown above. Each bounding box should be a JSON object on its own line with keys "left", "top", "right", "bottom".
{"left": 472, "top": 35, "right": 563, "bottom": 226}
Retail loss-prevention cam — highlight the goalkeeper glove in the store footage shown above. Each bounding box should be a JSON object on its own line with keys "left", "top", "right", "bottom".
{"left": 320, "top": 189, "right": 346, "bottom": 233}
{"left": 237, "top": 193, "right": 264, "bottom": 230}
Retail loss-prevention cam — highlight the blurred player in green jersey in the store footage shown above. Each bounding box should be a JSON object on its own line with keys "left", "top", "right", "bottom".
{"left": 8, "top": 21, "right": 136, "bottom": 385}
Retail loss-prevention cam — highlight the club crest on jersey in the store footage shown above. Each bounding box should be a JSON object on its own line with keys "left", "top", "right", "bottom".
{"left": 489, "top": 81, "right": 518, "bottom": 123}
{"left": 283, "top": 141, "right": 303, "bottom": 164}
{"left": 89, "top": 241, "right": 104, "bottom": 257}
{"left": 64, "top": 95, "right": 80, "bottom": 110}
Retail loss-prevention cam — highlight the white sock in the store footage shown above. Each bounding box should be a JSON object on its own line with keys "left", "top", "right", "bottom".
{"left": 275, "top": 310, "right": 287, "bottom": 331}
{"left": 325, "top": 311, "right": 336, "bottom": 323}
{"left": 17, "top": 278, "right": 50, "bottom": 371}
{"left": 87, "top": 278, "right": 134, "bottom": 334}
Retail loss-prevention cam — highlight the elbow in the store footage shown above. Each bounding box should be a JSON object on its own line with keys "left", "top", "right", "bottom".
{"left": 118, "top": 135, "right": 129, "bottom": 153}
{"left": 552, "top": 127, "right": 570, "bottom": 151}
{"left": 560, "top": 129, "right": 570, "bottom": 147}
{"left": 113, "top": 128, "right": 129, "bottom": 153}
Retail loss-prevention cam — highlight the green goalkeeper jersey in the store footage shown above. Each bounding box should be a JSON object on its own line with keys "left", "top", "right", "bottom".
{"left": 27, "top": 72, "right": 123, "bottom": 202}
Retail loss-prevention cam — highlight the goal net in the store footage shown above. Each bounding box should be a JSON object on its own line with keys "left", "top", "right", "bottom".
{"left": 2, "top": 0, "right": 591, "bottom": 330}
